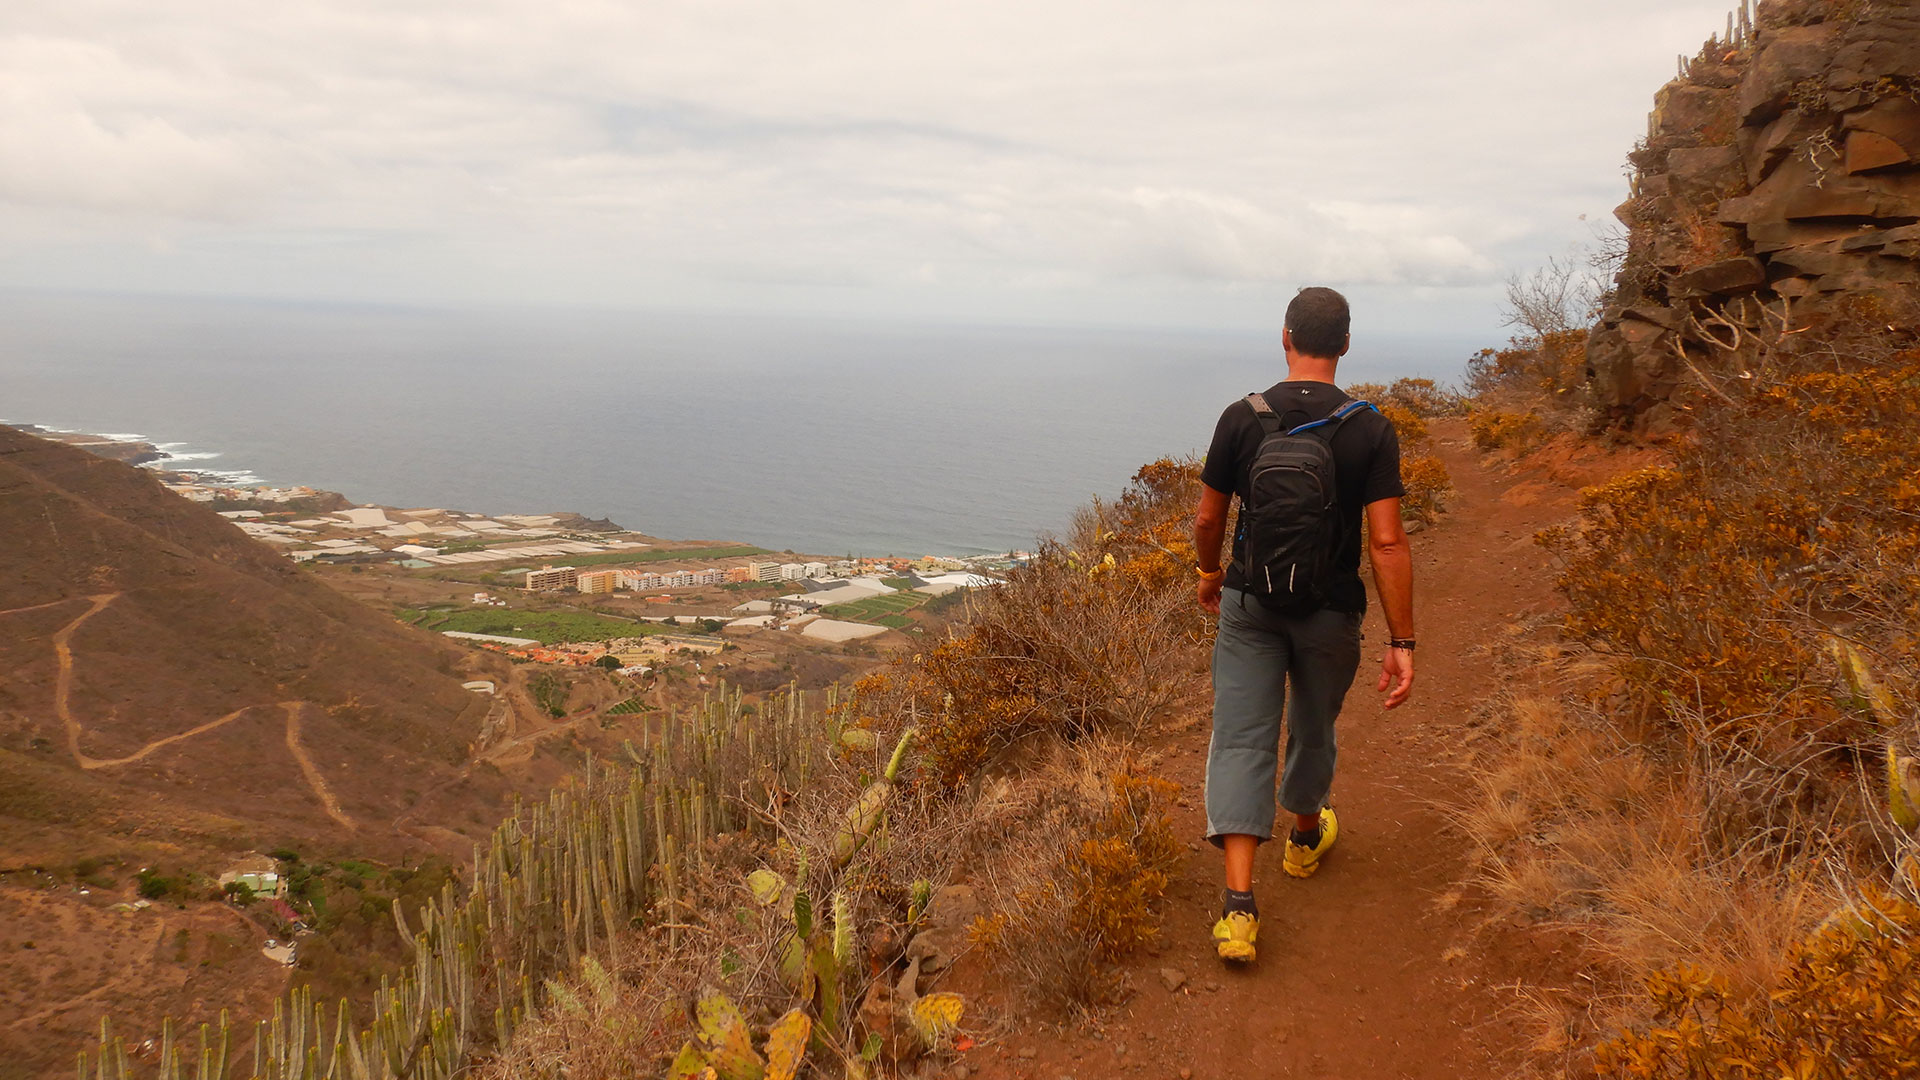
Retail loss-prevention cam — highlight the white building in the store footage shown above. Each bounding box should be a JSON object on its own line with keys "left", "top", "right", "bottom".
{"left": 334, "top": 507, "right": 394, "bottom": 529}
{"left": 779, "top": 563, "right": 808, "bottom": 581}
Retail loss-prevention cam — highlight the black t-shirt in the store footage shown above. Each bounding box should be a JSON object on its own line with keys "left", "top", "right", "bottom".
{"left": 1200, "top": 380, "right": 1406, "bottom": 613}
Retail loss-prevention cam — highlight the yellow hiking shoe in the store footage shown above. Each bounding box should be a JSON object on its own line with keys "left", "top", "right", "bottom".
{"left": 1212, "top": 910, "right": 1258, "bottom": 962}
{"left": 1283, "top": 807, "right": 1339, "bottom": 878}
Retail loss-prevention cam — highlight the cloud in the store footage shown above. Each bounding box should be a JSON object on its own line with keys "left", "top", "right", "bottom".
{"left": 0, "top": 37, "right": 270, "bottom": 216}
{"left": 0, "top": 0, "right": 1742, "bottom": 332}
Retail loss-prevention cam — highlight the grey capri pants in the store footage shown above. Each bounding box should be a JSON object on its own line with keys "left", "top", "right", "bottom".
{"left": 1204, "top": 587, "right": 1363, "bottom": 846}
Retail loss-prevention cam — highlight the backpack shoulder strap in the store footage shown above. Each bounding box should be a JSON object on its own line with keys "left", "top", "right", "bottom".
{"left": 1244, "top": 392, "right": 1282, "bottom": 435}
{"left": 1285, "top": 398, "right": 1376, "bottom": 438}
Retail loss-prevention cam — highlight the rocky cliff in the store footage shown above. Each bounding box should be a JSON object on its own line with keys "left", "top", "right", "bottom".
{"left": 1588, "top": 0, "right": 1920, "bottom": 432}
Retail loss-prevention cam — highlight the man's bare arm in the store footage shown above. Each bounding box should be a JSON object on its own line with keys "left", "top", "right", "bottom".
{"left": 1192, "top": 484, "right": 1231, "bottom": 614}
{"left": 1365, "top": 496, "right": 1414, "bottom": 708}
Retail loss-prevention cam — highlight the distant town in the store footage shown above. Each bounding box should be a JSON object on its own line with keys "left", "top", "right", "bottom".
{"left": 21, "top": 425, "right": 1032, "bottom": 681}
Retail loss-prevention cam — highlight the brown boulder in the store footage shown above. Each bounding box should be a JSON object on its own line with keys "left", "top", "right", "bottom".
{"left": 1742, "top": 108, "right": 1829, "bottom": 186}
{"left": 1736, "top": 25, "right": 1834, "bottom": 127}
{"left": 1767, "top": 240, "right": 1857, "bottom": 279}
{"left": 1840, "top": 223, "right": 1920, "bottom": 259}
{"left": 1621, "top": 304, "right": 1681, "bottom": 330}
{"left": 1720, "top": 150, "right": 1920, "bottom": 225}
{"left": 1843, "top": 96, "right": 1920, "bottom": 160}
{"left": 1671, "top": 256, "right": 1766, "bottom": 297}
{"left": 1745, "top": 219, "right": 1876, "bottom": 254}
{"left": 903, "top": 884, "right": 979, "bottom": 976}
{"left": 1656, "top": 84, "right": 1734, "bottom": 139}
{"left": 1666, "top": 145, "right": 1744, "bottom": 202}
{"left": 1846, "top": 130, "right": 1911, "bottom": 174}
{"left": 1826, "top": 10, "right": 1920, "bottom": 91}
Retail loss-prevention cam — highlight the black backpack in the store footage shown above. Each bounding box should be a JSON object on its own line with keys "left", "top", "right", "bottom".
{"left": 1236, "top": 392, "right": 1376, "bottom": 612}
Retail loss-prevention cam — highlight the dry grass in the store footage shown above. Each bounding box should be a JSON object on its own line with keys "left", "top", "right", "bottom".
{"left": 962, "top": 739, "right": 1182, "bottom": 1013}
{"left": 1457, "top": 685, "right": 1854, "bottom": 1058}
{"left": 1460, "top": 301, "right": 1920, "bottom": 1071}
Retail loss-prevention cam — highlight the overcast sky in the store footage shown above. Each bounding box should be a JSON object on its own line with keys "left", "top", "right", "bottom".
{"left": 0, "top": 1, "right": 1733, "bottom": 340}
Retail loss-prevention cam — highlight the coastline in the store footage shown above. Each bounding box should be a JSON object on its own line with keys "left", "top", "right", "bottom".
{"left": 1, "top": 421, "right": 1032, "bottom": 572}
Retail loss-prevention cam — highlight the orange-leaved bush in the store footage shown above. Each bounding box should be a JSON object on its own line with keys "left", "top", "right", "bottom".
{"left": 849, "top": 457, "right": 1208, "bottom": 790}
{"left": 1070, "top": 768, "right": 1183, "bottom": 959}
{"left": 1594, "top": 875, "right": 1920, "bottom": 1080}
{"left": 1546, "top": 356, "right": 1920, "bottom": 735}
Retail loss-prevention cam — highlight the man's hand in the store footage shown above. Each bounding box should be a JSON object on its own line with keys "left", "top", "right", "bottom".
{"left": 1198, "top": 575, "right": 1223, "bottom": 614}
{"left": 1378, "top": 647, "right": 1414, "bottom": 709}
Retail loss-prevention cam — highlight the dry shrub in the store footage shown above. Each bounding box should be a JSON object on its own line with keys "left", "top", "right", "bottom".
{"left": 1466, "top": 331, "right": 1593, "bottom": 407}
{"left": 1462, "top": 302, "right": 1920, "bottom": 1071}
{"left": 1544, "top": 348, "right": 1920, "bottom": 736}
{"left": 1470, "top": 408, "right": 1547, "bottom": 451}
{"left": 963, "top": 743, "right": 1182, "bottom": 1009}
{"left": 1458, "top": 686, "right": 1858, "bottom": 1058}
{"left": 1593, "top": 874, "right": 1920, "bottom": 1079}
{"left": 1401, "top": 453, "right": 1453, "bottom": 526}
{"left": 1377, "top": 402, "right": 1430, "bottom": 444}
{"left": 1344, "top": 376, "right": 1469, "bottom": 418}
{"left": 851, "top": 459, "right": 1208, "bottom": 790}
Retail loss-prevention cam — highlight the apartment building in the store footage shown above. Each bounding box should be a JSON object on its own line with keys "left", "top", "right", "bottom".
{"left": 750, "top": 561, "right": 783, "bottom": 583}
{"left": 526, "top": 565, "right": 579, "bottom": 591}
{"left": 576, "top": 569, "right": 621, "bottom": 594}
{"left": 726, "top": 566, "right": 755, "bottom": 584}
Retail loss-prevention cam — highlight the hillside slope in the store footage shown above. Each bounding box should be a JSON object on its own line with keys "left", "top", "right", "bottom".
{"left": 0, "top": 423, "right": 497, "bottom": 858}
{"left": 0, "top": 423, "right": 509, "bottom": 1079}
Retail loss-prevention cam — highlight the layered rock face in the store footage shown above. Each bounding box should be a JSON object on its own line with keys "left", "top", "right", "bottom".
{"left": 1588, "top": 0, "right": 1920, "bottom": 431}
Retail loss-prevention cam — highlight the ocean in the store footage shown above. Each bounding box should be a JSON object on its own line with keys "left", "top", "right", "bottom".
{"left": 0, "top": 293, "right": 1482, "bottom": 556}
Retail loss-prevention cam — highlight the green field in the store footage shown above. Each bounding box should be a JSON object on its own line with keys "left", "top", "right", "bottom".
{"left": 605, "top": 697, "right": 649, "bottom": 715}
{"left": 402, "top": 607, "right": 668, "bottom": 645}
{"left": 821, "top": 590, "right": 928, "bottom": 624}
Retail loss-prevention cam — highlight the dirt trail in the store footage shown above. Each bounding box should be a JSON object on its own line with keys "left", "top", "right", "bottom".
{"left": 40, "top": 589, "right": 360, "bottom": 831}
{"left": 284, "top": 702, "right": 358, "bottom": 831}
{"left": 985, "top": 420, "right": 1594, "bottom": 1079}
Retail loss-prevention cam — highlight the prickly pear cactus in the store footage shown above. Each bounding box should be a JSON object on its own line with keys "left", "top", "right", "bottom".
{"left": 833, "top": 783, "right": 893, "bottom": 866}
{"left": 908, "top": 992, "right": 965, "bottom": 1048}
{"left": 747, "top": 869, "right": 787, "bottom": 907}
{"left": 1830, "top": 638, "right": 1898, "bottom": 725}
{"left": 832, "top": 891, "right": 854, "bottom": 967}
{"left": 668, "top": 1042, "right": 708, "bottom": 1080}
{"left": 762, "top": 1009, "right": 812, "bottom": 1080}
{"left": 695, "top": 991, "right": 766, "bottom": 1080}
{"left": 908, "top": 879, "right": 932, "bottom": 926}
{"left": 778, "top": 932, "right": 813, "bottom": 996}
{"left": 1890, "top": 748, "right": 1920, "bottom": 833}
{"left": 790, "top": 888, "right": 813, "bottom": 939}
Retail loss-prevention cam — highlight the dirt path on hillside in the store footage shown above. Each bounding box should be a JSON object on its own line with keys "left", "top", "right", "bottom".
{"left": 980, "top": 420, "right": 1598, "bottom": 1080}
{"left": 41, "top": 590, "right": 362, "bottom": 831}
{"left": 284, "top": 702, "right": 358, "bottom": 831}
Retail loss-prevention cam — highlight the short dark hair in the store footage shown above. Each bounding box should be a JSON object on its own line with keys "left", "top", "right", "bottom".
{"left": 1285, "top": 287, "right": 1350, "bottom": 359}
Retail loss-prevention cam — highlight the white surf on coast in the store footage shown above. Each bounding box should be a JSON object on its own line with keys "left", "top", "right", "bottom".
{"left": 1, "top": 293, "right": 1480, "bottom": 555}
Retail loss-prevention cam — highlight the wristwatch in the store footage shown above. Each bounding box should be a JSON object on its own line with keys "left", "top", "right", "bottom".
{"left": 1388, "top": 638, "right": 1416, "bottom": 651}
{"left": 1197, "top": 566, "right": 1225, "bottom": 582}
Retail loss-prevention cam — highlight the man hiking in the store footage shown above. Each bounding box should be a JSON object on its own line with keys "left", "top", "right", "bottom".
{"left": 1191, "top": 286, "right": 1416, "bottom": 963}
